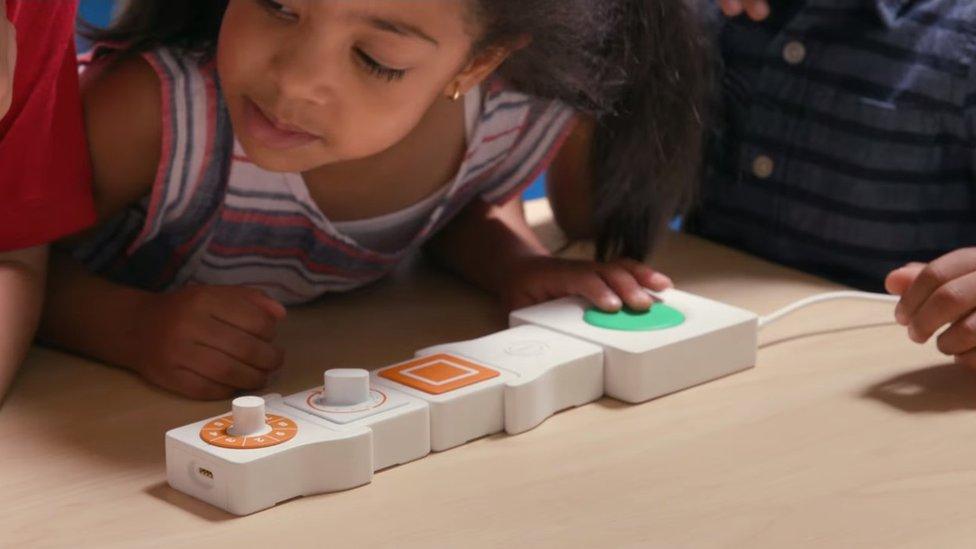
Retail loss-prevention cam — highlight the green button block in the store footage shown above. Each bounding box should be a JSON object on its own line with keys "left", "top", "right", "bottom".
{"left": 583, "top": 303, "right": 686, "bottom": 332}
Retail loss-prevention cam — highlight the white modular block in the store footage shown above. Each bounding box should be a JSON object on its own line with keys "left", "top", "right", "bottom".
{"left": 284, "top": 378, "right": 430, "bottom": 472}
{"left": 165, "top": 394, "right": 373, "bottom": 516}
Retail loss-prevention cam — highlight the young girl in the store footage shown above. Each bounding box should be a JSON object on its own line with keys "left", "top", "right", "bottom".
{"left": 40, "top": 0, "right": 710, "bottom": 400}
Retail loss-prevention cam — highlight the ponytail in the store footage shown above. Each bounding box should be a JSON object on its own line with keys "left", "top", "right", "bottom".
{"left": 484, "top": 0, "right": 712, "bottom": 260}
{"left": 590, "top": 0, "right": 711, "bottom": 260}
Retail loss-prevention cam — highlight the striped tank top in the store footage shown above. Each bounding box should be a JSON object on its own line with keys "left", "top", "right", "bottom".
{"left": 74, "top": 48, "right": 577, "bottom": 305}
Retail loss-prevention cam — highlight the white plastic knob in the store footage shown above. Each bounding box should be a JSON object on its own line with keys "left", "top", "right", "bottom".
{"left": 323, "top": 369, "right": 371, "bottom": 406}
{"left": 229, "top": 396, "right": 270, "bottom": 437}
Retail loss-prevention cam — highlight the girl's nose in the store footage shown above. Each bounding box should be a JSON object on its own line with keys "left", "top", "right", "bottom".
{"left": 271, "top": 43, "right": 336, "bottom": 106}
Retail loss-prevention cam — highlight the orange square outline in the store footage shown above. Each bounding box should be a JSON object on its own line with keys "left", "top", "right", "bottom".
{"left": 402, "top": 362, "right": 478, "bottom": 385}
{"left": 379, "top": 353, "right": 500, "bottom": 395}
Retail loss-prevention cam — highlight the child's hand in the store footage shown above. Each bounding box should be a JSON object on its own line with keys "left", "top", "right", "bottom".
{"left": 718, "top": 0, "right": 771, "bottom": 20}
{"left": 886, "top": 248, "right": 976, "bottom": 368}
{"left": 502, "top": 256, "right": 673, "bottom": 312}
{"left": 129, "top": 286, "right": 287, "bottom": 400}
{"left": 0, "top": 0, "right": 15, "bottom": 120}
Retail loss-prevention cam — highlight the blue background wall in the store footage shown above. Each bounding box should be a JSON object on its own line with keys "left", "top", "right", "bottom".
{"left": 77, "top": 0, "right": 112, "bottom": 50}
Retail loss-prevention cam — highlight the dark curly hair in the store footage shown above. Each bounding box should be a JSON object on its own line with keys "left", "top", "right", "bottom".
{"left": 87, "top": 0, "right": 711, "bottom": 261}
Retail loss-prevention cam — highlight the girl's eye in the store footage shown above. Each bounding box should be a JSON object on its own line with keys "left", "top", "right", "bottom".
{"left": 256, "top": 0, "right": 298, "bottom": 21}
{"left": 354, "top": 49, "right": 407, "bottom": 82}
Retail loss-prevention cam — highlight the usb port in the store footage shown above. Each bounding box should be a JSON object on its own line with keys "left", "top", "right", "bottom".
{"left": 198, "top": 467, "right": 214, "bottom": 480}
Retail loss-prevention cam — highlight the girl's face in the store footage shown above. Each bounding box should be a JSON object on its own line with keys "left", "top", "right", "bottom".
{"left": 218, "top": 0, "right": 488, "bottom": 173}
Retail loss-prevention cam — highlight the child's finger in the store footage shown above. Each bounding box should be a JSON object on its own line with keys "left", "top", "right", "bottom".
{"left": 505, "top": 293, "right": 536, "bottom": 312}
{"left": 895, "top": 250, "right": 976, "bottom": 325}
{"left": 186, "top": 343, "right": 272, "bottom": 390}
{"left": 885, "top": 262, "right": 925, "bottom": 298}
{"left": 239, "top": 287, "right": 287, "bottom": 320}
{"left": 906, "top": 270, "right": 976, "bottom": 344}
{"left": 210, "top": 291, "right": 282, "bottom": 342}
{"left": 935, "top": 310, "right": 976, "bottom": 356}
{"left": 203, "top": 317, "right": 284, "bottom": 371}
{"left": 954, "top": 349, "right": 976, "bottom": 372}
{"left": 569, "top": 272, "right": 623, "bottom": 312}
{"left": 598, "top": 266, "right": 652, "bottom": 311}
{"left": 168, "top": 367, "right": 237, "bottom": 401}
{"left": 617, "top": 259, "right": 672, "bottom": 290}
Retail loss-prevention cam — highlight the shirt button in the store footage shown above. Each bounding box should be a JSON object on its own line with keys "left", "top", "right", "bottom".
{"left": 752, "top": 155, "right": 775, "bottom": 179}
{"left": 782, "top": 41, "right": 807, "bottom": 65}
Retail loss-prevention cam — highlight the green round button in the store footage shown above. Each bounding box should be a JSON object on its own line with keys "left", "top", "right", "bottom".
{"left": 583, "top": 303, "right": 686, "bottom": 332}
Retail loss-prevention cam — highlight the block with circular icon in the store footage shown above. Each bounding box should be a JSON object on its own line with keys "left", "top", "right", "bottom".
{"left": 509, "top": 289, "right": 758, "bottom": 403}
{"left": 165, "top": 395, "right": 373, "bottom": 515}
{"left": 416, "top": 325, "right": 604, "bottom": 435}
{"left": 372, "top": 354, "right": 508, "bottom": 451}
{"left": 283, "top": 368, "right": 430, "bottom": 471}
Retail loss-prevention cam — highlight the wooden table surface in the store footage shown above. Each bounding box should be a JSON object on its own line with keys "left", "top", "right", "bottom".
{"left": 3, "top": 200, "right": 973, "bottom": 548}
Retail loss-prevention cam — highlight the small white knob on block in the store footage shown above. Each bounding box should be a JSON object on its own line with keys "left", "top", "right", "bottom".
{"left": 229, "top": 396, "right": 270, "bottom": 436}
{"left": 323, "top": 369, "right": 371, "bottom": 406}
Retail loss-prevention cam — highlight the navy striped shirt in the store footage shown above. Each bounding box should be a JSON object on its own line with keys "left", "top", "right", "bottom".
{"left": 688, "top": 0, "right": 976, "bottom": 291}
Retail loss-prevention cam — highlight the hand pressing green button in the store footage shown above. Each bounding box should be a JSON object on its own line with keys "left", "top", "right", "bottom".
{"left": 584, "top": 303, "right": 686, "bottom": 332}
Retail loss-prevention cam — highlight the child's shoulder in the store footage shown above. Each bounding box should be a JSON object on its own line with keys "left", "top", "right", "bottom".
{"left": 79, "top": 46, "right": 224, "bottom": 223}
{"left": 80, "top": 50, "right": 163, "bottom": 221}
{"left": 480, "top": 76, "right": 560, "bottom": 111}
{"left": 474, "top": 76, "right": 576, "bottom": 140}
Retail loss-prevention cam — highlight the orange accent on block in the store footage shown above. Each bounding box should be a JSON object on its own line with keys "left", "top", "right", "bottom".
{"left": 200, "top": 414, "right": 298, "bottom": 449}
{"left": 379, "top": 354, "right": 499, "bottom": 395}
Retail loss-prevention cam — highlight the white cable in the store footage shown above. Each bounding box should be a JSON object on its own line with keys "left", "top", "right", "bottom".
{"left": 758, "top": 291, "right": 899, "bottom": 329}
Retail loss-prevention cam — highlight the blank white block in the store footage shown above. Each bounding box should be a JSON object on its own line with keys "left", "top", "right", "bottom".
{"left": 417, "top": 325, "right": 604, "bottom": 434}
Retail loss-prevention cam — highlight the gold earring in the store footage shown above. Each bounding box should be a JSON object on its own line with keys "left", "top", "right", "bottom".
{"left": 450, "top": 83, "right": 462, "bottom": 101}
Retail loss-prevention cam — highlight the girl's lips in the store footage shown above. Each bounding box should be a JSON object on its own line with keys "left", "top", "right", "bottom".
{"left": 242, "top": 98, "right": 320, "bottom": 150}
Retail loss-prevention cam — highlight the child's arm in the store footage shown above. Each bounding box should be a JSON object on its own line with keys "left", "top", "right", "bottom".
{"left": 41, "top": 253, "right": 286, "bottom": 400}
{"left": 426, "top": 196, "right": 672, "bottom": 313}
{"left": 38, "top": 54, "right": 286, "bottom": 400}
{"left": 547, "top": 118, "right": 597, "bottom": 240}
{"left": 0, "top": 246, "right": 47, "bottom": 403}
{"left": 431, "top": 114, "right": 671, "bottom": 313}
{"left": 881, "top": 26, "right": 976, "bottom": 369}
